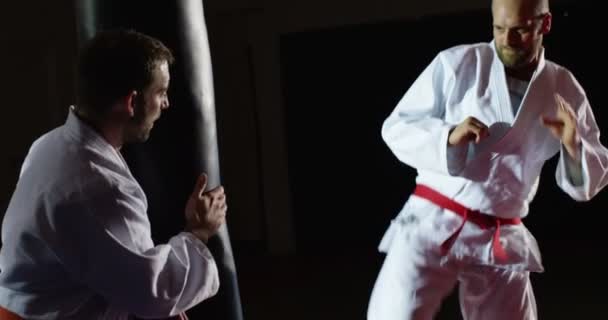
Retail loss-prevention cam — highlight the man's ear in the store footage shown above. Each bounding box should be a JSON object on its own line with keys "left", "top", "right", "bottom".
{"left": 541, "top": 12, "right": 552, "bottom": 34}
{"left": 125, "top": 90, "right": 138, "bottom": 118}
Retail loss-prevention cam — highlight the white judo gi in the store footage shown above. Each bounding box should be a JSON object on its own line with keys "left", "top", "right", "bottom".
{"left": 367, "top": 41, "right": 608, "bottom": 320}
{"left": 0, "top": 109, "right": 219, "bottom": 319}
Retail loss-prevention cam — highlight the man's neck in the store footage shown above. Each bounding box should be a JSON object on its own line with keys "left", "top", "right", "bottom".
{"left": 505, "top": 66, "right": 534, "bottom": 81}
{"left": 505, "top": 56, "right": 539, "bottom": 82}
{"left": 73, "top": 107, "right": 123, "bottom": 150}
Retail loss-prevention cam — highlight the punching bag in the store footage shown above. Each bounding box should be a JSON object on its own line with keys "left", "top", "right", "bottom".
{"left": 73, "top": 1, "right": 244, "bottom": 319}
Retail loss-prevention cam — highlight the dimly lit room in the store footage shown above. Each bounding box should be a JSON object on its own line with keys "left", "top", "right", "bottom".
{"left": 0, "top": 0, "right": 604, "bottom": 319}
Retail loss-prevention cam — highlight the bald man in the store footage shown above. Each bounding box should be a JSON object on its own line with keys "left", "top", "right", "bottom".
{"left": 367, "top": 0, "right": 608, "bottom": 319}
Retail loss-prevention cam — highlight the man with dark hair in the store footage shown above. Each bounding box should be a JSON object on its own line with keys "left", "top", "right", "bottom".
{"left": 367, "top": 0, "right": 608, "bottom": 319}
{"left": 0, "top": 29, "right": 226, "bottom": 319}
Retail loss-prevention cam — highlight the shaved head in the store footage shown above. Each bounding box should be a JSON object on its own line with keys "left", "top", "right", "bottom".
{"left": 492, "top": 0, "right": 549, "bottom": 16}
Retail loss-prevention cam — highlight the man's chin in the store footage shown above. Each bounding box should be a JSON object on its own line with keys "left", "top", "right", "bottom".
{"left": 498, "top": 51, "right": 530, "bottom": 68}
{"left": 138, "top": 132, "right": 151, "bottom": 142}
{"left": 125, "top": 132, "right": 151, "bottom": 144}
{"left": 499, "top": 55, "right": 527, "bottom": 69}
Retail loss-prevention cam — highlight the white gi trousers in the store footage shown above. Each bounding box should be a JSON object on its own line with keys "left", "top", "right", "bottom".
{"left": 367, "top": 211, "right": 537, "bottom": 320}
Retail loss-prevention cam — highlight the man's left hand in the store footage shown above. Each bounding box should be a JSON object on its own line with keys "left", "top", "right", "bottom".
{"left": 541, "top": 93, "right": 581, "bottom": 162}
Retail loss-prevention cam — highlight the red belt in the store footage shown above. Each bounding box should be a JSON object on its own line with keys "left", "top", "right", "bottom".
{"left": 0, "top": 306, "right": 23, "bottom": 320}
{"left": 413, "top": 184, "right": 521, "bottom": 261}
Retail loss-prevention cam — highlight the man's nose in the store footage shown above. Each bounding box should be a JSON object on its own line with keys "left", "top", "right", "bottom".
{"left": 505, "top": 30, "right": 520, "bottom": 47}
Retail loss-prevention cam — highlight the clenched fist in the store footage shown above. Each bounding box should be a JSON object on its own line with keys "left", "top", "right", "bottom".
{"left": 184, "top": 173, "right": 227, "bottom": 243}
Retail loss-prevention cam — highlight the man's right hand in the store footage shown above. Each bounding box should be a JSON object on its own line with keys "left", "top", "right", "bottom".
{"left": 448, "top": 116, "right": 490, "bottom": 146}
{"left": 184, "top": 173, "right": 227, "bottom": 243}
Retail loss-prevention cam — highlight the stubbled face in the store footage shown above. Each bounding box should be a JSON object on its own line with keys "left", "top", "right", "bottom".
{"left": 492, "top": 0, "right": 549, "bottom": 69}
{"left": 126, "top": 61, "right": 170, "bottom": 143}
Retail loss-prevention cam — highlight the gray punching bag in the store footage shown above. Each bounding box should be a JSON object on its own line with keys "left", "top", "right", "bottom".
{"left": 73, "top": 1, "right": 244, "bottom": 319}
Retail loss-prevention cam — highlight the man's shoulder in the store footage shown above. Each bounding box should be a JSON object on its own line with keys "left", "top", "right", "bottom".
{"left": 543, "top": 59, "right": 577, "bottom": 79}
{"left": 542, "top": 59, "right": 588, "bottom": 98}
{"left": 441, "top": 41, "right": 491, "bottom": 52}
{"left": 28, "top": 125, "right": 63, "bottom": 152}
{"left": 424, "top": 42, "right": 495, "bottom": 78}
{"left": 20, "top": 130, "right": 118, "bottom": 199}
{"left": 432, "top": 42, "right": 494, "bottom": 68}
{"left": 41, "top": 158, "right": 129, "bottom": 207}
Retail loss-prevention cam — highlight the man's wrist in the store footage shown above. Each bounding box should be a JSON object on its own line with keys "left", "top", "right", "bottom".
{"left": 564, "top": 140, "right": 582, "bottom": 164}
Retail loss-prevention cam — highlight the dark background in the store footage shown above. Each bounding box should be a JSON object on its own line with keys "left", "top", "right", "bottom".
{"left": 1, "top": 0, "right": 605, "bottom": 319}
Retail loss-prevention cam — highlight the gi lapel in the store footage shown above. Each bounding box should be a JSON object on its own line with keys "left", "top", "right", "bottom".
{"left": 487, "top": 45, "right": 550, "bottom": 155}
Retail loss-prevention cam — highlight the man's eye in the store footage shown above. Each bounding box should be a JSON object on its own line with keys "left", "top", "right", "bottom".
{"left": 517, "top": 28, "right": 532, "bottom": 35}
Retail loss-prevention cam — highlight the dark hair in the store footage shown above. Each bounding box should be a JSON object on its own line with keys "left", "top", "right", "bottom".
{"left": 76, "top": 29, "right": 174, "bottom": 116}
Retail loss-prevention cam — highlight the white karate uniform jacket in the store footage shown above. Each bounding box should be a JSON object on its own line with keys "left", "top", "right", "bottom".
{"left": 379, "top": 41, "right": 608, "bottom": 272}
{"left": 0, "top": 109, "right": 219, "bottom": 319}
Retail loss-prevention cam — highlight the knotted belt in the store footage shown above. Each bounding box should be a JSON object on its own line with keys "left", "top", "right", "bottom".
{"left": 413, "top": 184, "right": 521, "bottom": 261}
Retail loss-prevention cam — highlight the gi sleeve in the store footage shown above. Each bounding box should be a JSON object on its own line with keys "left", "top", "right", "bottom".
{"left": 381, "top": 52, "right": 464, "bottom": 175}
{"left": 45, "top": 177, "right": 219, "bottom": 318}
{"left": 555, "top": 73, "right": 608, "bottom": 201}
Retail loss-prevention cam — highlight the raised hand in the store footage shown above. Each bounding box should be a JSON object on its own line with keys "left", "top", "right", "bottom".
{"left": 541, "top": 93, "right": 580, "bottom": 161}
{"left": 448, "top": 116, "right": 490, "bottom": 146}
